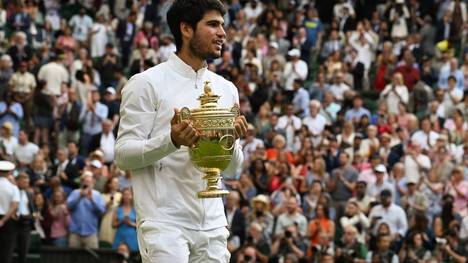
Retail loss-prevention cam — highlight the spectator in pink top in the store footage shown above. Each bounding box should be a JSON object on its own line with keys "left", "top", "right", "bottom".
{"left": 445, "top": 166, "right": 468, "bottom": 217}
{"left": 48, "top": 189, "right": 71, "bottom": 247}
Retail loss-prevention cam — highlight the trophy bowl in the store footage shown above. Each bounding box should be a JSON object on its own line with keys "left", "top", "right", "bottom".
{"left": 178, "top": 81, "right": 239, "bottom": 198}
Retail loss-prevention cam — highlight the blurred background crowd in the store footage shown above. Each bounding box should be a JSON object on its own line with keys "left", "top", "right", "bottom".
{"left": 0, "top": 0, "right": 467, "bottom": 262}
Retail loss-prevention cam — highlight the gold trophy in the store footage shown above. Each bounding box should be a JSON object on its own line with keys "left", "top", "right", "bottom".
{"left": 178, "top": 81, "right": 239, "bottom": 198}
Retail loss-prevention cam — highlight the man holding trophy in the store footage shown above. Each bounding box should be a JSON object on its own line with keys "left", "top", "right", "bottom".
{"left": 114, "top": 0, "right": 247, "bottom": 262}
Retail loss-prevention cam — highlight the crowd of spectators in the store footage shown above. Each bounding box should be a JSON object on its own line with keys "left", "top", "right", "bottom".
{"left": 0, "top": 0, "right": 467, "bottom": 262}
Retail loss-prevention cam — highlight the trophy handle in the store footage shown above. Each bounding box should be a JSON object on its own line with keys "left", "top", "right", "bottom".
{"left": 219, "top": 134, "right": 235, "bottom": 151}
{"left": 178, "top": 107, "right": 191, "bottom": 123}
{"left": 230, "top": 104, "right": 240, "bottom": 117}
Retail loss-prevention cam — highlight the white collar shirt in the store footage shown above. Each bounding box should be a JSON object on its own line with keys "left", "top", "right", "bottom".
{"left": 115, "top": 53, "right": 244, "bottom": 230}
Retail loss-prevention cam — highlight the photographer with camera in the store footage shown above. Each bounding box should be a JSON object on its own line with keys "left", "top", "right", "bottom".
{"left": 335, "top": 225, "right": 367, "bottom": 263}
{"left": 67, "top": 172, "right": 105, "bottom": 248}
{"left": 435, "top": 229, "right": 467, "bottom": 263}
{"left": 271, "top": 224, "right": 306, "bottom": 262}
{"left": 239, "top": 222, "right": 270, "bottom": 263}
{"left": 274, "top": 196, "right": 308, "bottom": 238}
{"left": 236, "top": 246, "right": 258, "bottom": 263}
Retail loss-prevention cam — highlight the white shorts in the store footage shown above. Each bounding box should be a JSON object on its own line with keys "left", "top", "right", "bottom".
{"left": 137, "top": 221, "right": 230, "bottom": 263}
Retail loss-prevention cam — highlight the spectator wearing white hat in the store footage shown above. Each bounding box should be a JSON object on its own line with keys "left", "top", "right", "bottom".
{"left": 88, "top": 159, "right": 106, "bottom": 192}
{"left": 262, "top": 42, "right": 286, "bottom": 72}
{"left": 367, "top": 164, "right": 396, "bottom": 201}
{"left": 0, "top": 160, "right": 18, "bottom": 263}
{"left": 283, "top": 49, "right": 308, "bottom": 91}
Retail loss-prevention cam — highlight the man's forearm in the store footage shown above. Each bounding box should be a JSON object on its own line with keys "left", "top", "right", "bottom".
{"left": 115, "top": 132, "right": 177, "bottom": 170}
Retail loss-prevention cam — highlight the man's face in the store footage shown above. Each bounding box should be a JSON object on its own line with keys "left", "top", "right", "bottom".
{"left": 339, "top": 153, "right": 348, "bottom": 166}
{"left": 381, "top": 195, "right": 392, "bottom": 207}
{"left": 18, "top": 177, "right": 29, "bottom": 189}
{"left": 91, "top": 91, "right": 100, "bottom": 103}
{"left": 68, "top": 143, "right": 77, "bottom": 155}
{"left": 285, "top": 105, "right": 294, "bottom": 115}
{"left": 378, "top": 236, "right": 391, "bottom": 251}
{"left": 18, "top": 131, "right": 27, "bottom": 144}
{"left": 421, "top": 119, "right": 431, "bottom": 132}
{"left": 356, "top": 183, "right": 366, "bottom": 196}
{"left": 286, "top": 198, "right": 297, "bottom": 213}
{"left": 102, "top": 122, "right": 112, "bottom": 133}
{"left": 344, "top": 229, "right": 356, "bottom": 244}
{"left": 188, "top": 10, "right": 226, "bottom": 60}
{"left": 353, "top": 98, "right": 362, "bottom": 108}
{"left": 310, "top": 105, "right": 318, "bottom": 116}
{"left": 57, "top": 150, "right": 67, "bottom": 162}
{"left": 82, "top": 176, "right": 93, "bottom": 188}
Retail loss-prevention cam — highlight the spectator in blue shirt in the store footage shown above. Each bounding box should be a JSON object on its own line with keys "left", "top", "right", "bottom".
{"left": 292, "top": 79, "right": 310, "bottom": 118}
{"left": 67, "top": 172, "right": 105, "bottom": 249}
{"left": 437, "top": 58, "right": 464, "bottom": 90}
{"left": 304, "top": 8, "right": 323, "bottom": 49}
{"left": 345, "top": 96, "right": 370, "bottom": 124}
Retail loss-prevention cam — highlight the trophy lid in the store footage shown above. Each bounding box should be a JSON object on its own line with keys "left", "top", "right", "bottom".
{"left": 198, "top": 81, "right": 220, "bottom": 108}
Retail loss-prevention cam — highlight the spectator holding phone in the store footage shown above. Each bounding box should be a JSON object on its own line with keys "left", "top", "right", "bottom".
{"left": 67, "top": 172, "right": 105, "bottom": 248}
{"left": 112, "top": 188, "right": 138, "bottom": 252}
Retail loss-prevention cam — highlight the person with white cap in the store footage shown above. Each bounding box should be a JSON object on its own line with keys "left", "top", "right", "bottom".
{"left": 261, "top": 42, "right": 286, "bottom": 72}
{"left": 283, "top": 48, "right": 308, "bottom": 91}
{"left": 102, "top": 87, "right": 120, "bottom": 130}
{"left": 0, "top": 160, "right": 19, "bottom": 263}
{"left": 366, "top": 164, "right": 396, "bottom": 201}
{"left": 88, "top": 159, "right": 106, "bottom": 192}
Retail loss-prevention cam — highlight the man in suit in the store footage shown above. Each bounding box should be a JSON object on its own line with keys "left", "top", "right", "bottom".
{"left": 116, "top": 12, "right": 137, "bottom": 67}
{"left": 53, "top": 147, "right": 80, "bottom": 189}
{"left": 13, "top": 172, "right": 36, "bottom": 263}
{"left": 67, "top": 142, "right": 86, "bottom": 173}
{"left": 90, "top": 119, "right": 115, "bottom": 165}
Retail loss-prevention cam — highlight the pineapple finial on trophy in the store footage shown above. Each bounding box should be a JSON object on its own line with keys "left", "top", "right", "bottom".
{"left": 204, "top": 81, "right": 213, "bottom": 95}
{"left": 199, "top": 81, "right": 220, "bottom": 108}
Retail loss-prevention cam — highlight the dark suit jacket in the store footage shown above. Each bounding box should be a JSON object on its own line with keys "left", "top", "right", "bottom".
{"left": 388, "top": 143, "right": 404, "bottom": 171}
{"left": 53, "top": 161, "right": 81, "bottom": 189}
{"left": 226, "top": 208, "right": 246, "bottom": 245}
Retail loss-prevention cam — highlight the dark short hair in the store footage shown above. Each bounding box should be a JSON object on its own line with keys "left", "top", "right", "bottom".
{"left": 167, "top": 0, "right": 226, "bottom": 51}
{"left": 447, "top": 75, "right": 457, "bottom": 82}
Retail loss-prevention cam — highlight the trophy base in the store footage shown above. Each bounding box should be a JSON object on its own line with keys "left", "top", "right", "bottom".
{"left": 197, "top": 168, "right": 229, "bottom": 198}
{"left": 197, "top": 189, "right": 230, "bottom": 198}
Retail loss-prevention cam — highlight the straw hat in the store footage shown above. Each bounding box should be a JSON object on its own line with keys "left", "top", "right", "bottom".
{"left": 251, "top": 194, "right": 270, "bottom": 210}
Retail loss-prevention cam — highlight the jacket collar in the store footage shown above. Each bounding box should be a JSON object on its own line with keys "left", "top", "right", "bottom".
{"left": 167, "top": 52, "right": 207, "bottom": 79}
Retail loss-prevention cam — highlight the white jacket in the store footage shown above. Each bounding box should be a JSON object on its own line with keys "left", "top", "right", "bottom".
{"left": 115, "top": 53, "right": 243, "bottom": 230}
